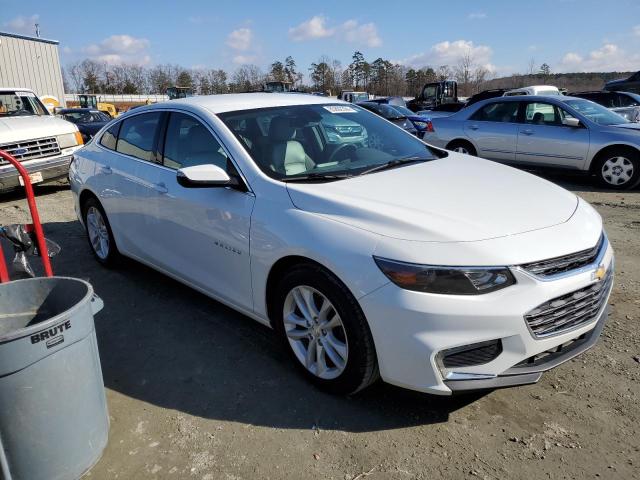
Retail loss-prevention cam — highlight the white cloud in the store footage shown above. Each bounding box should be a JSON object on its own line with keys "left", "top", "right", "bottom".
{"left": 400, "top": 40, "right": 494, "bottom": 71}
{"left": 557, "top": 43, "right": 640, "bottom": 72}
{"left": 3, "top": 14, "right": 40, "bottom": 35}
{"left": 83, "top": 34, "right": 151, "bottom": 65}
{"left": 340, "top": 20, "right": 382, "bottom": 47}
{"left": 467, "top": 12, "right": 487, "bottom": 20}
{"left": 232, "top": 54, "right": 257, "bottom": 65}
{"left": 226, "top": 28, "right": 252, "bottom": 51}
{"left": 288, "top": 16, "right": 382, "bottom": 47}
{"left": 288, "top": 15, "right": 334, "bottom": 41}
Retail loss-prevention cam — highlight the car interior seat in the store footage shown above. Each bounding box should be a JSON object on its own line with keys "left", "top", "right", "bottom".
{"left": 532, "top": 112, "right": 546, "bottom": 125}
{"left": 267, "top": 116, "right": 314, "bottom": 175}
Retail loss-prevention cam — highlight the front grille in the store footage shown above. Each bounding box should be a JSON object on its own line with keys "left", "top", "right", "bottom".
{"left": 514, "top": 332, "right": 589, "bottom": 368}
{"left": 524, "top": 269, "right": 613, "bottom": 338}
{"left": 0, "top": 137, "right": 61, "bottom": 164}
{"left": 521, "top": 234, "right": 604, "bottom": 278}
{"left": 441, "top": 340, "right": 503, "bottom": 368}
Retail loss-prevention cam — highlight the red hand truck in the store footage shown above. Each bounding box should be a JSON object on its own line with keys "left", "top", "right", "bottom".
{"left": 0, "top": 150, "right": 53, "bottom": 282}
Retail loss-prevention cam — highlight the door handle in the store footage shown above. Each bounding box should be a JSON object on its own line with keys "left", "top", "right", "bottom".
{"left": 99, "top": 165, "right": 112, "bottom": 174}
{"left": 468, "top": 125, "right": 479, "bottom": 130}
{"left": 152, "top": 182, "right": 168, "bottom": 194}
{"left": 521, "top": 129, "right": 534, "bottom": 136}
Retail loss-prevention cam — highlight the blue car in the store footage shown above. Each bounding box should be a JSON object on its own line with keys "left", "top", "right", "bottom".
{"left": 389, "top": 105, "right": 432, "bottom": 138}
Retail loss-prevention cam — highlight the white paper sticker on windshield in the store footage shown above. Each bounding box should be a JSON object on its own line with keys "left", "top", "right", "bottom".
{"left": 324, "top": 105, "right": 357, "bottom": 113}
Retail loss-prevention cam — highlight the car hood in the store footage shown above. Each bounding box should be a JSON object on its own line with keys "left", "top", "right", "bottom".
{"left": 286, "top": 154, "right": 579, "bottom": 243}
{"left": 611, "top": 122, "right": 640, "bottom": 131}
{"left": 0, "top": 115, "right": 77, "bottom": 144}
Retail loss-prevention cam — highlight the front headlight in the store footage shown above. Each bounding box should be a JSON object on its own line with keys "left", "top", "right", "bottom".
{"left": 373, "top": 257, "right": 516, "bottom": 295}
{"left": 58, "top": 131, "right": 84, "bottom": 148}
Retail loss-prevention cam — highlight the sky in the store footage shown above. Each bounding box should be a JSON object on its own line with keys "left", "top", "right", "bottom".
{"left": 2, "top": 0, "right": 640, "bottom": 78}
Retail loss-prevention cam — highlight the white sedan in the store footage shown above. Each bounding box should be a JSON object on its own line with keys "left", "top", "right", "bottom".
{"left": 69, "top": 93, "right": 614, "bottom": 395}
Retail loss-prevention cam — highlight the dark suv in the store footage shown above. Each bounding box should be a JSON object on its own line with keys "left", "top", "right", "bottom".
{"left": 570, "top": 91, "right": 640, "bottom": 123}
{"left": 604, "top": 72, "right": 640, "bottom": 94}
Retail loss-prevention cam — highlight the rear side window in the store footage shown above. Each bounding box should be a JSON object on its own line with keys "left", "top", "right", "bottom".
{"left": 471, "top": 102, "right": 520, "bottom": 122}
{"left": 616, "top": 93, "right": 640, "bottom": 108}
{"left": 100, "top": 122, "right": 120, "bottom": 151}
{"left": 162, "top": 112, "right": 230, "bottom": 171}
{"left": 116, "top": 112, "right": 162, "bottom": 162}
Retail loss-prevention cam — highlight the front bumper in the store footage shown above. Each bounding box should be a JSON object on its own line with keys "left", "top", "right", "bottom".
{"left": 359, "top": 242, "right": 614, "bottom": 395}
{"left": 0, "top": 152, "right": 78, "bottom": 192}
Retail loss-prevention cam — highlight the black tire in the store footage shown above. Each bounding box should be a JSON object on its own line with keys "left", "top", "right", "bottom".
{"left": 273, "top": 264, "right": 379, "bottom": 395}
{"left": 81, "top": 196, "right": 120, "bottom": 266}
{"left": 447, "top": 140, "right": 477, "bottom": 156}
{"left": 593, "top": 148, "right": 640, "bottom": 190}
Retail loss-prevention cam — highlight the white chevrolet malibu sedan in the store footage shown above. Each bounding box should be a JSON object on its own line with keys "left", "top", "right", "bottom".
{"left": 69, "top": 93, "right": 614, "bottom": 395}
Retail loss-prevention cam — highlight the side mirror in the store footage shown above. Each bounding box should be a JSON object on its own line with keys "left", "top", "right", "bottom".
{"left": 177, "top": 164, "right": 232, "bottom": 188}
{"left": 562, "top": 117, "right": 582, "bottom": 128}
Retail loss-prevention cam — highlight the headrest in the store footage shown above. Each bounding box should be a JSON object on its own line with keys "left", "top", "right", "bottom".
{"left": 269, "top": 116, "right": 295, "bottom": 142}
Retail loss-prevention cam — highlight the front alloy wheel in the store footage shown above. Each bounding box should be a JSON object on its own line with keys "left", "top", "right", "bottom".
{"left": 283, "top": 286, "right": 348, "bottom": 380}
{"left": 274, "top": 265, "right": 379, "bottom": 395}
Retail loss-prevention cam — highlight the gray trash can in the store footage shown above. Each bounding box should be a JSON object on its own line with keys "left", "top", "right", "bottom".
{"left": 0, "top": 277, "right": 108, "bottom": 480}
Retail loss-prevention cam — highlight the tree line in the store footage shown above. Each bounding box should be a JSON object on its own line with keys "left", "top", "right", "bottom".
{"left": 65, "top": 52, "right": 628, "bottom": 99}
{"left": 64, "top": 50, "right": 494, "bottom": 98}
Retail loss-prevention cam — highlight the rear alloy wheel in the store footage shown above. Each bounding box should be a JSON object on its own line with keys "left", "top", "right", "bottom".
{"left": 82, "top": 197, "right": 120, "bottom": 266}
{"left": 274, "top": 265, "right": 379, "bottom": 395}
{"left": 596, "top": 150, "right": 640, "bottom": 189}
{"left": 448, "top": 141, "right": 477, "bottom": 156}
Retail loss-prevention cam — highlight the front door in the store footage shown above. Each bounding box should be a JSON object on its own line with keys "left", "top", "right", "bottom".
{"left": 515, "top": 102, "right": 590, "bottom": 169}
{"left": 140, "top": 111, "right": 255, "bottom": 310}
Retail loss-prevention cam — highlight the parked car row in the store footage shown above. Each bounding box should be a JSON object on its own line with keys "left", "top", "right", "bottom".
{"left": 69, "top": 92, "right": 614, "bottom": 396}
{"left": 423, "top": 94, "right": 640, "bottom": 189}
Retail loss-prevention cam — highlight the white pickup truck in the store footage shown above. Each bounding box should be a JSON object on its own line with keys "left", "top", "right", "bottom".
{"left": 0, "top": 88, "right": 84, "bottom": 192}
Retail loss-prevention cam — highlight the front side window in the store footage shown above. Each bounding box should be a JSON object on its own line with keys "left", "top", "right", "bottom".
{"left": 0, "top": 91, "right": 48, "bottom": 117}
{"left": 100, "top": 122, "right": 120, "bottom": 151}
{"left": 524, "top": 102, "right": 561, "bottom": 125}
{"left": 116, "top": 112, "right": 162, "bottom": 162}
{"left": 162, "top": 112, "right": 230, "bottom": 171}
{"left": 471, "top": 101, "right": 520, "bottom": 123}
{"left": 219, "top": 104, "right": 436, "bottom": 180}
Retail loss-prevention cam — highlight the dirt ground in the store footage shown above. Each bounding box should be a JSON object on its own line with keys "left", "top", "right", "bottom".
{"left": 1, "top": 173, "right": 639, "bottom": 480}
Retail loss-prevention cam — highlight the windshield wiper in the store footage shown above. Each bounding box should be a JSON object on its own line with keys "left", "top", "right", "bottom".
{"left": 359, "top": 156, "right": 431, "bottom": 176}
{"left": 282, "top": 172, "right": 353, "bottom": 182}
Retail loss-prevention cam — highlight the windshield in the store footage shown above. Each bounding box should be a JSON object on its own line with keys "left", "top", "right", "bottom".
{"left": 366, "top": 103, "right": 404, "bottom": 119}
{"left": 0, "top": 91, "right": 49, "bottom": 117}
{"left": 392, "top": 105, "right": 416, "bottom": 117}
{"left": 62, "top": 111, "right": 110, "bottom": 123}
{"left": 538, "top": 90, "right": 561, "bottom": 96}
{"left": 219, "top": 104, "right": 436, "bottom": 181}
{"left": 422, "top": 85, "right": 437, "bottom": 99}
{"left": 564, "top": 99, "right": 629, "bottom": 125}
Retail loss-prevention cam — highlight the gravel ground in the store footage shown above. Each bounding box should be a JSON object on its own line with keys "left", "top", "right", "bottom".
{"left": 1, "top": 173, "right": 638, "bottom": 480}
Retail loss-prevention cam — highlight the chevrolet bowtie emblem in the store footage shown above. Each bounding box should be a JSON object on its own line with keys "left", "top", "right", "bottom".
{"left": 593, "top": 265, "right": 607, "bottom": 282}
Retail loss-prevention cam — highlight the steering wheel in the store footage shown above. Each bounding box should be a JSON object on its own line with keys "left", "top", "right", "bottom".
{"left": 328, "top": 143, "right": 357, "bottom": 164}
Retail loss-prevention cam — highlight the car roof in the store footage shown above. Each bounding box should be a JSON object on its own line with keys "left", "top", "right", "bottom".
{"left": 482, "top": 95, "right": 581, "bottom": 103}
{"left": 59, "top": 108, "right": 98, "bottom": 113}
{"left": 153, "top": 93, "right": 343, "bottom": 114}
{"left": 0, "top": 87, "right": 36, "bottom": 94}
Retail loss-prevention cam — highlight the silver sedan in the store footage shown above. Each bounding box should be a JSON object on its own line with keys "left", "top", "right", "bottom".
{"left": 423, "top": 95, "right": 640, "bottom": 189}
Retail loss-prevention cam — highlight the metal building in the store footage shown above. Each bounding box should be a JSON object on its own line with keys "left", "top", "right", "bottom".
{"left": 0, "top": 31, "right": 66, "bottom": 107}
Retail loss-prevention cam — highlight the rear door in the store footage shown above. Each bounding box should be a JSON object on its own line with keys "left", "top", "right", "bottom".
{"left": 463, "top": 101, "right": 521, "bottom": 162}
{"left": 515, "top": 101, "right": 590, "bottom": 169}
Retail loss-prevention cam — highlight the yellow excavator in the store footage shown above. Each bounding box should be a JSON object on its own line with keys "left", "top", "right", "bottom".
{"left": 78, "top": 94, "right": 119, "bottom": 118}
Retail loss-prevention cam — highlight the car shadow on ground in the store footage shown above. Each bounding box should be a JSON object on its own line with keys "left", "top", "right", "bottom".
{"left": 525, "top": 169, "right": 640, "bottom": 194}
{"left": 34, "top": 219, "right": 485, "bottom": 433}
